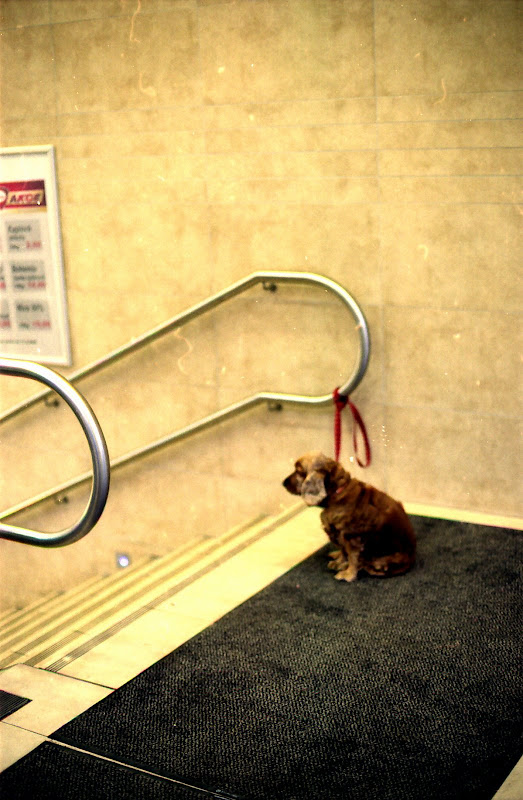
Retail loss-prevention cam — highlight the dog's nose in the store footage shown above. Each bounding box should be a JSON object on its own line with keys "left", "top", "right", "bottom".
{"left": 283, "top": 475, "right": 298, "bottom": 493}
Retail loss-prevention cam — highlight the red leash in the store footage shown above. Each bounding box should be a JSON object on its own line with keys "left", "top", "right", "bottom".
{"left": 333, "top": 388, "right": 372, "bottom": 467}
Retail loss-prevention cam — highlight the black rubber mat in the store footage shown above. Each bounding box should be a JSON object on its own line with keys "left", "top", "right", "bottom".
{"left": 0, "top": 690, "right": 31, "bottom": 721}
{"left": 1, "top": 517, "right": 521, "bottom": 800}
{"left": 0, "top": 742, "right": 234, "bottom": 799}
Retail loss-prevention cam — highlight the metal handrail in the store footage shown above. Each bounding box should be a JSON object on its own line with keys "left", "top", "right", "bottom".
{"left": 0, "top": 271, "right": 369, "bottom": 525}
{"left": 0, "top": 358, "right": 110, "bottom": 547}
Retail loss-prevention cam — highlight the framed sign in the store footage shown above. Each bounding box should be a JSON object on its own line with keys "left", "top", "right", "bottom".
{"left": 0, "top": 146, "right": 71, "bottom": 365}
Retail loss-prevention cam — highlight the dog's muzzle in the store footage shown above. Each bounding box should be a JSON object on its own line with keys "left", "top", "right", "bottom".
{"left": 300, "top": 472, "right": 327, "bottom": 506}
{"left": 284, "top": 471, "right": 327, "bottom": 506}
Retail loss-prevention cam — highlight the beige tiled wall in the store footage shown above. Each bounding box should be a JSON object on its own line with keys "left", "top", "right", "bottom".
{"left": 0, "top": 0, "right": 521, "bottom": 609}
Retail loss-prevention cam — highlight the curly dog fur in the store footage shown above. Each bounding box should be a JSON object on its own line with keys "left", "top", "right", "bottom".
{"left": 283, "top": 452, "right": 416, "bottom": 582}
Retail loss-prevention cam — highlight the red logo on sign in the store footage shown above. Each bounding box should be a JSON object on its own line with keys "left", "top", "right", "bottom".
{"left": 0, "top": 181, "right": 46, "bottom": 210}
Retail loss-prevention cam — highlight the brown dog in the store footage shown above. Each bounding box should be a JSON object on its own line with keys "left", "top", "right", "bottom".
{"left": 283, "top": 452, "right": 416, "bottom": 582}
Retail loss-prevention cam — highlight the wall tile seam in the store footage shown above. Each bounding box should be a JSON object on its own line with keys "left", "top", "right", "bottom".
{"left": 204, "top": 139, "right": 375, "bottom": 153}
{"left": 203, "top": 120, "right": 523, "bottom": 130}
{"left": 201, "top": 173, "right": 522, "bottom": 180}
{"left": 0, "top": 7, "right": 192, "bottom": 33}
{"left": 202, "top": 105, "right": 378, "bottom": 117}
{"left": 162, "top": 201, "right": 523, "bottom": 208}
{"left": 0, "top": 23, "right": 51, "bottom": 33}
{"left": 377, "top": 116, "right": 523, "bottom": 124}
{"left": 153, "top": 151, "right": 378, "bottom": 159}
{"left": 380, "top": 174, "right": 522, "bottom": 179}
{"left": 52, "top": 156, "right": 522, "bottom": 170}
{"left": 214, "top": 117, "right": 523, "bottom": 128}
{"left": 2, "top": 111, "right": 520, "bottom": 127}
{"left": 354, "top": 200, "right": 522, "bottom": 206}
{"left": 205, "top": 177, "right": 379, "bottom": 184}
{"left": 1, "top": 94, "right": 520, "bottom": 107}
{"left": 55, "top": 90, "right": 523, "bottom": 112}
{"left": 3, "top": 161, "right": 520, "bottom": 181}
{"left": 377, "top": 116, "right": 523, "bottom": 123}
{"left": 379, "top": 146, "right": 523, "bottom": 151}
{"left": 370, "top": 0, "right": 387, "bottom": 482}
{"left": 3, "top": 133, "right": 519, "bottom": 152}
{"left": 379, "top": 402, "right": 522, "bottom": 422}
{"left": 384, "top": 305, "right": 522, "bottom": 317}
{"left": 2, "top": 120, "right": 520, "bottom": 133}
{"left": 44, "top": 101, "right": 377, "bottom": 120}
{"left": 379, "top": 89, "right": 522, "bottom": 99}
{"left": 206, "top": 120, "right": 379, "bottom": 130}
{"left": 47, "top": 130, "right": 379, "bottom": 141}
{"left": 16, "top": 120, "right": 523, "bottom": 133}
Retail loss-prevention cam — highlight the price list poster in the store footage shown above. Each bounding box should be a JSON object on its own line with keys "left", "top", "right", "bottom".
{"left": 0, "top": 146, "right": 71, "bottom": 365}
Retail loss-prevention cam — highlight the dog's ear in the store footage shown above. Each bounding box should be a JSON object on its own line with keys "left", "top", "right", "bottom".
{"left": 301, "top": 470, "right": 328, "bottom": 506}
{"left": 317, "top": 456, "right": 348, "bottom": 484}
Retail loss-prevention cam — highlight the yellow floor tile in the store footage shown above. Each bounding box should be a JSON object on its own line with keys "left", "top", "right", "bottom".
{"left": 0, "top": 723, "right": 47, "bottom": 772}
{"left": 0, "top": 664, "right": 112, "bottom": 736}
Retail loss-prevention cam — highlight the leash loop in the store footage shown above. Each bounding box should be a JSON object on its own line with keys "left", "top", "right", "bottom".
{"left": 333, "top": 388, "right": 371, "bottom": 468}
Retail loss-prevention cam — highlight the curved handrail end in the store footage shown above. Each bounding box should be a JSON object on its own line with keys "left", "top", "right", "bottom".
{"left": 0, "top": 358, "right": 110, "bottom": 547}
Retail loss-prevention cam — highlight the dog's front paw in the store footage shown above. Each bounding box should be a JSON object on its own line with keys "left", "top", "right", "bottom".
{"left": 335, "top": 567, "right": 358, "bottom": 582}
{"left": 328, "top": 550, "right": 347, "bottom": 571}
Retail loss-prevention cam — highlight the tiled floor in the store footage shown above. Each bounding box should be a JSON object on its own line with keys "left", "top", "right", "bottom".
{"left": 0, "top": 665, "right": 112, "bottom": 770}
{"left": 1, "top": 503, "right": 521, "bottom": 797}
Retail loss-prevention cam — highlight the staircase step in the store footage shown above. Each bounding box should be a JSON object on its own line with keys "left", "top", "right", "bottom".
{"left": 0, "top": 562, "right": 150, "bottom": 636}
{"left": 0, "top": 590, "right": 65, "bottom": 629}
{"left": 0, "top": 510, "right": 294, "bottom": 671}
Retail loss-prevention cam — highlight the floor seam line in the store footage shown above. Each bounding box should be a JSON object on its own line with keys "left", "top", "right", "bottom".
{"left": 40, "top": 735, "right": 223, "bottom": 796}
